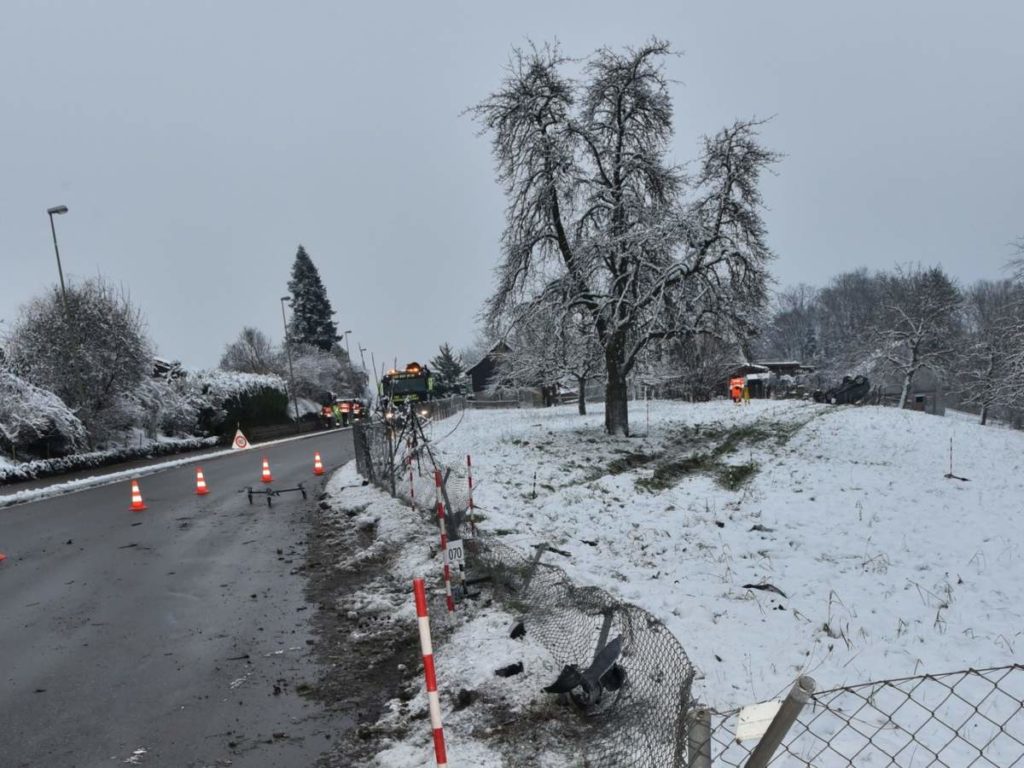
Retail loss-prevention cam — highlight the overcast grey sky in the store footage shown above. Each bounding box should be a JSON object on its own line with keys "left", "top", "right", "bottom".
{"left": 2, "top": 1, "right": 1022, "bottom": 370}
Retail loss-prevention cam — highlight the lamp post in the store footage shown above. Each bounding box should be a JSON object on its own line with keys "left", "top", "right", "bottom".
{"left": 342, "top": 329, "right": 352, "bottom": 359}
{"left": 279, "top": 296, "right": 301, "bottom": 424}
{"left": 357, "top": 343, "right": 369, "bottom": 398}
{"left": 46, "top": 205, "right": 69, "bottom": 315}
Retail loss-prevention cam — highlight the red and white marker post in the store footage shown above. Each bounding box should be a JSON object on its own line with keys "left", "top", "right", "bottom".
{"left": 433, "top": 469, "right": 456, "bottom": 616}
{"left": 413, "top": 578, "right": 449, "bottom": 766}
{"left": 409, "top": 456, "right": 416, "bottom": 510}
{"left": 466, "top": 454, "right": 477, "bottom": 538}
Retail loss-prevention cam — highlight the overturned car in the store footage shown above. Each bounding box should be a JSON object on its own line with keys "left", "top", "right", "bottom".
{"left": 814, "top": 375, "right": 870, "bottom": 405}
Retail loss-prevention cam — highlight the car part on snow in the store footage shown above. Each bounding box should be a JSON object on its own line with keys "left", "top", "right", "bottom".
{"left": 494, "top": 662, "right": 524, "bottom": 678}
{"left": 544, "top": 634, "right": 626, "bottom": 715}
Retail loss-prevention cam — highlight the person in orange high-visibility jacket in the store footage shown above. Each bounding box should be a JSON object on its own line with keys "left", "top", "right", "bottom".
{"left": 339, "top": 400, "right": 351, "bottom": 427}
{"left": 729, "top": 377, "right": 744, "bottom": 403}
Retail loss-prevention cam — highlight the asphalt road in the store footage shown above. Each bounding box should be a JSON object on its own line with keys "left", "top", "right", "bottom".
{"left": 0, "top": 429, "right": 354, "bottom": 767}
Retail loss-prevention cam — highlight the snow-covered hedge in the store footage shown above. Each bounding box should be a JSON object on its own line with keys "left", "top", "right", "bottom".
{"left": 188, "top": 370, "right": 290, "bottom": 435}
{"left": 0, "top": 366, "right": 288, "bottom": 482}
{"left": 189, "top": 370, "right": 287, "bottom": 403}
{"left": 0, "top": 371, "right": 89, "bottom": 458}
{"left": 0, "top": 435, "right": 220, "bottom": 485}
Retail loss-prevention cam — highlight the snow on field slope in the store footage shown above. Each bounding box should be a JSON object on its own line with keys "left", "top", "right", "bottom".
{"left": 435, "top": 399, "right": 1024, "bottom": 710}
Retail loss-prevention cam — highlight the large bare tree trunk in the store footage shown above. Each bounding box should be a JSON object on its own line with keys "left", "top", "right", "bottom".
{"left": 577, "top": 376, "right": 587, "bottom": 416}
{"left": 898, "top": 371, "right": 914, "bottom": 410}
{"left": 604, "top": 344, "right": 629, "bottom": 435}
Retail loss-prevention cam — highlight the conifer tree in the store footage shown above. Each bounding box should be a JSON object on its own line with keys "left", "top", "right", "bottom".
{"left": 287, "top": 245, "right": 340, "bottom": 351}
{"left": 430, "top": 343, "right": 464, "bottom": 393}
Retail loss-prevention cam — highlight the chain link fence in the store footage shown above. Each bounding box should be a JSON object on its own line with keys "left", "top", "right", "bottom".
{"left": 353, "top": 410, "right": 1024, "bottom": 767}
{"left": 353, "top": 410, "right": 697, "bottom": 767}
{"left": 706, "top": 664, "right": 1024, "bottom": 766}
{"left": 472, "top": 537, "right": 696, "bottom": 767}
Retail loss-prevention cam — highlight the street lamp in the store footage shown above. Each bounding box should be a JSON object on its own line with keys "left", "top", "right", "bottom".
{"left": 357, "top": 343, "right": 369, "bottom": 398}
{"left": 46, "top": 205, "right": 69, "bottom": 315}
{"left": 343, "top": 329, "right": 352, "bottom": 358}
{"left": 279, "top": 296, "right": 301, "bottom": 425}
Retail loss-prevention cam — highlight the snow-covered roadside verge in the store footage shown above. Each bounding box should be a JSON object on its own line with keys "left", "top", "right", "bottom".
{"left": 320, "top": 463, "right": 577, "bottom": 767}
{"left": 428, "top": 400, "right": 1024, "bottom": 712}
{"left": 0, "top": 428, "right": 348, "bottom": 509}
{"left": 0, "top": 435, "right": 220, "bottom": 484}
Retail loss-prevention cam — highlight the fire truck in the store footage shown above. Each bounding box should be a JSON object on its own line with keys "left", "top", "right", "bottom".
{"left": 379, "top": 362, "right": 434, "bottom": 407}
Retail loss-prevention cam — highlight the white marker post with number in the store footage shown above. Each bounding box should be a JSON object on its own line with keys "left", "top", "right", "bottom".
{"left": 445, "top": 538, "right": 466, "bottom": 595}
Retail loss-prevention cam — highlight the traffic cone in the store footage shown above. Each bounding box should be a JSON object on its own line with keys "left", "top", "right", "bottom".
{"left": 130, "top": 479, "right": 147, "bottom": 511}
{"left": 261, "top": 457, "right": 273, "bottom": 484}
{"left": 195, "top": 467, "right": 209, "bottom": 496}
{"left": 313, "top": 452, "right": 324, "bottom": 476}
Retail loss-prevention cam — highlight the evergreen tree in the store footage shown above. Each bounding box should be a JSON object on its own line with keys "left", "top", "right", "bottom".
{"left": 430, "top": 343, "right": 464, "bottom": 393}
{"left": 287, "top": 245, "right": 340, "bottom": 351}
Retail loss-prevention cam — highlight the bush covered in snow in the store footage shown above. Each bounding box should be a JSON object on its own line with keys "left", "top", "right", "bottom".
{"left": 4, "top": 279, "right": 152, "bottom": 444}
{"left": 127, "top": 376, "right": 203, "bottom": 437}
{"left": 0, "top": 370, "right": 89, "bottom": 459}
{"left": 0, "top": 435, "right": 220, "bottom": 484}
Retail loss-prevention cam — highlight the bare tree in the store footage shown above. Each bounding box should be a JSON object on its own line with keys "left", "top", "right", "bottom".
{"left": 647, "top": 332, "right": 739, "bottom": 401}
{"left": 955, "top": 279, "right": 1024, "bottom": 424}
{"left": 1010, "top": 237, "right": 1024, "bottom": 283}
{"left": 220, "top": 327, "right": 278, "bottom": 374}
{"left": 871, "top": 265, "right": 961, "bottom": 410}
{"left": 495, "top": 300, "right": 603, "bottom": 414}
{"left": 289, "top": 343, "right": 363, "bottom": 403}
{"left": 473, "top": 41, "right": 777, "bottom": 435}
{"left": 814, "top": 269, "right": 883, "bottom": 379}
{"left": 759, "top": 284, "right": 820, "bottom": 362}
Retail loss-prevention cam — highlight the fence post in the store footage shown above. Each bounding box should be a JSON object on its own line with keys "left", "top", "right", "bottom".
{"left": 686, "top": 707, "right": 712, "bottom": 768}
{"left": 743, "top": 676, "right": 816, "bottom": 768}
{"left": 433, "top": 469, "right": 456, "bottom": 617}
{"left": 409, "top": 455, "right": 416, "bottom": 510}
{"left": 521, "top": 543, "right": 548, "bottom": 592}
{"left": 386, "top": 424, "right": 397, "bottom": 497}
{"left": 466, "top": 454, "right": 477, "bottom": 538}
{"left": 413, "top": 578, "right": 449, "bottom": 767}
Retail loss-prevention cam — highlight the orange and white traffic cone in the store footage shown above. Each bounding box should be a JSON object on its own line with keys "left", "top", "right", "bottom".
{"left": 313, "top": 452, "right": 324, "bottom": 476}
{"left": 261, "top": 457, "right": 273, "bottom": 484}
{"left": 130, "top": 479, "right": 147, "bottom": 511}
{"left": 195, "top": 467, "right": 209, "bottom": 496}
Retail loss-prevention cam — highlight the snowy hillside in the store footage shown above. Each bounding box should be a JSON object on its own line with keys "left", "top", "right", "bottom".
{"left": 436, "top": 400, "right": 1024, "bottom": 710}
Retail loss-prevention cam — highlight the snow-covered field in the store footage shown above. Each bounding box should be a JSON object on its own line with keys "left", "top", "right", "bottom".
{"left": 335, "top": 399, "right": 1024, "bottom": 764}
{"left": 430, "top": 399, "right": 1024, "bottom": 711}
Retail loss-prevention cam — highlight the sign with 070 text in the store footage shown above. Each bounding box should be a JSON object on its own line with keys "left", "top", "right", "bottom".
{"left": 445, "top": 539, "right": 465, "bottom": 571}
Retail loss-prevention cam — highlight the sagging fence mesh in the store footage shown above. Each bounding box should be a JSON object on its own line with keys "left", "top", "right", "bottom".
{"left": 353, "top": 410, "right": 1024, "bottom": 767}
{"left": 353, "top": 412, "right": 697, "bottom": 767}
{"left": 707, "top": 664, "right": 1024, "bottom": 767}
